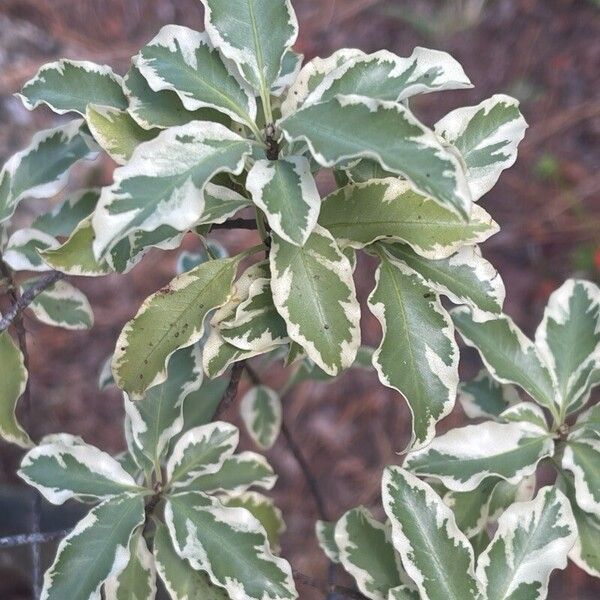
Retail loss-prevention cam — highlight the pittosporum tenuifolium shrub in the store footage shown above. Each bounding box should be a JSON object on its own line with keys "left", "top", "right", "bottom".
{"left": 0, "top": 0, "right": 598, "bottom": 598}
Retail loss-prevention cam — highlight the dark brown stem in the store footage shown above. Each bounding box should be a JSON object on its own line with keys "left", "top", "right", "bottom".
{"left": 211, "top": 219, "right": 258, "bottom": 231}
{"left": 0, "top": 269, "right": 65, "bottom": 332}
{"left": 215, "top": 361, "right": 247, "bottom": 418}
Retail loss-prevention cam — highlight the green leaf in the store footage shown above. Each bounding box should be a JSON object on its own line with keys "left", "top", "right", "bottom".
{"left": 435, "top": 94, "right": 527, "bottom": 201}
{"left": 247, "top": 156, "right": 321, "bottom": 246}
{"left": 385, "top": 244, "right": 505, "bottom": 316}
{"left": 404, "top": 421, "right": 554, "bottom": 492}
{"left": 166, "top": 422, "right": 239, "bottom": 489}
{"left": 124, "top": 344, "right": 204, "bottom": 467}
{"left": 382, "top": 466, "right": 478, "bottom": 600}
{"left": 199, "top": 183, "right": 252, "bottom": 225}
{"left": 315, "top": 520, "right": 341, "bottom": 563}
{"left": 306, "top": 47, "right": 471, "bottom": 105}
{"left": 223, "top": 491, "right": 286, "bottom": 551}
{"left": 240, "top": 385, "right": 282, "bottom": 450}
{"left": 451, "top": 307, "right": 558, "bottom": 414}
{"left": 18, "top": 60, "right": 127, "bottom": 116}
{"left": 279, "top": 96, "right": 472, "bottom": 218}
{"left": 113, "top": 255, "right": 241, "bottom": 399}
{"left": 32, "top": 188, "right": 99, "bottom": 237}
{"left": 281, "top": 48, "right": 365, "bottom": 117}
{"left": 176, "top": 376, "right": 230, "bottom": 435}
{"left": 487, "top": 476, "right": 536, "bottom": 523}
{"left": 201, "top": 0, "right": 298, "bottom": 107}
{"left": 458, "top": 369, "right": 520, "bottom": 420}
{"left": 183, "top": 451, "right": 276, "bottom": 495}
{"left": 368, "top": 248, "right": 458, "bottom": 448}
{"left": 165, "top": 492, "right": 297, "bottom": 600}
{"left": 3, "top": 228, "right": 58, "bottom": 271}
{"left": 41, "top": 217, "right": 113, "bottom": 276}
{"left": 40, "top": 495, "right": 145, "bottom": 600}
{"left": 18, "top": 438, "right": 144, "bottom": 504}
{"left": 272, "top": 48, "right": 304, "bottom": 96}
{"left": 334, "top": 507, "right": 401, "bottom": 599}
{"left": 500, "top": 402, "right": 549, "bottom": 432}
{"left": 24, "top": 279, "right": 94, "bottom": 330}
{"left": 562, "top": 438, "right": 600, "bottom": 514}
{"left": 0, "top": 120, "right": 95, "bottom": 224}
{"left": 535, "top": 279, "right": 600, "bottom": 413}
{"left": 571, "top": 404, "right": 600, "bottom": 441}
{"left": 270, "top": 225, "right": 360, "bottom": 375}
{"left": 319, "top": 179, "right": 495, "bottom": 259}
{"left": 388, "top": 586, "right": 420, "bottom": 600}
{"left": 124, "top": 65, "right": 229, "bottom": 131}
{"left": 133, "top": 25, "right": 256, "bottom": 127}
{"left": 86, "top": 105, "right": 158, "bottom": 165}
{"left": 476, "top": 486, "right": 577, "bottom": 600}
{"left": 153, "top": 522, "right": 228, "bottom": 600}
{"left": 104, "top": 529, "right": 157, "bottom": 600}
{"left": 92, "top": 121, "right": 252, "bottom": 257}
{"left": 0, "top": 331, "right": 31, "bottom": 447}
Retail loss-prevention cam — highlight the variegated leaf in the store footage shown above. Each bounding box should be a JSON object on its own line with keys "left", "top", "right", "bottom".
{"left": 570, "top": 404, "right": 600, "bottom": 441}
{"left": 41, "top": 217, "right": 113, "bottom": 276}
{"left": 500, "top": 402, "right": 549, "bottom": 432}
{"left": 40, "top": 495, "right": 145, "bottom": 600}
{"left": 451, "top": 307, "right": 558, "bottom": 415}
{"left": 476, "top": 487, "right": 577, "bottom": 600}
{"left": 306, "top": 47, "right": 471, "bottom": 105}
{"left": 319, "top": 179, "right": 496, "bottom": 259}
{"left": 166, "top": 422, "right": 239, "bottom": 489}
{"left": 165, "top": 491, "right": 297, "bottom": 600}
{"left": 86, "top": 104, "right": 158, "bottom": 164}
{"left": 32, "top": 188, "right": 99, "bottom": 238}
{"left": 133, "top": 25, "right": 255, "bottom": 127}
{"left": 176, "top": 376, "right": 229, "bottom": 437}
{"left": 92, "top": 122, "right": 252, "bottom": 257}
{"left": 272, "top": 49, "right": 304, "bottom": 96}
{"left": 458, "top": 369, "right": 520, "bottom": 420}
{"left": 104, "top": 529, "right": 157, "bottom": 600}
{"left": 240, "top": 385, "right": 282, "bottom": 450}
{"left": 113, "top": 255, "right": 241, "bottom": 399}
{"left": 123, "top": 65, "right": 229, "bottom": 131}
{"left": 0, "top": 331, "right": 31, "bottom": 447}
{"left": 316, "top": 520, "right": 341, "bottom": 563}
{"left": 185, "top": 451, "right": 276, "bottom": 495}
{"left": 488, "top": 476, "right": 536, "bottom": 523}
{"left": 404, "top": 421, "right": 554, "bottom": 492}
{"left": 25, "top": 279, "right": 94, "bottom": 330}
{"left": 386, "top": 244, "right": 505, "bottom": 316}
{"left": 125, "top": 344, "right": 204, "bottom": 468}
{"left": 18, "top": 60, "right": 127, "bottom": 116}
{"left": 99, "top": 354, "right": 116, "bottom": 390}
{"left": 562, "top": 438, "right": 600, "bottom": 513}
{"left": 279, "top": 95, "right": 472, "bottom": 218}
{"left": 435, "top": 94, "right": 527, "bottom": 201}
{"left": 535, "top": 279, "right": 600, "bottom": 413}
{"left": 247, "top": 156, "right": 320, "bottom": 246}
{"left": 382, "top": 466, "right": 478, "bottom": 600}
{"left": 199, "top": 183, "right": 252, "bottom": 225}
{"left": 281, "top": 48, "right": 365, "bottom": 117}
{"left": 18, "top": 439, "right": 144, "bottom": 504}
{"left": 0, "top": 120, "right": 96, "bottom": 224}
{"left": 153, "top": 522, "right": 228, "bottom": 600}
{"left": 368, "top": 248, "right": 458, "bottom": 449}
{"left": 223, "top": 491, "right": 286, "bottom": 551}
{"left": 388, "top": 586, "right": 420, "bottom": 600}
{"left": 3, "top": 228, "right": 58, "bottom": 271}
{"left": 270, "top": 225, "right": 360, "bottom": 375}
{"left": 335, "top": 507, "right": 401, "bottom": 599}
{"left": 201, "top": 0, "right": 298, "bottom": 107}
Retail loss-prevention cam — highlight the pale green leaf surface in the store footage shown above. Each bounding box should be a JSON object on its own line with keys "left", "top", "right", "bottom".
{"left": 240, "top": 385, "right": 282, "bottom": 450}
{"left": 315, "top": 520, "right": 341, "bottom": 563}
{"left": 561, "top": 438, "right": 600, "bottom": 514}
{"left": 382, "top": 466, "right": 478, "bottom": 600}
{"left": 3, "top": 228, "right": 58, "bottom": 272}
{"left": 368, "top": 249, "right": 458, "bottom": 449}
{"left": 279, "top": 95, "right": 472, "bottom": 218}
{"left": 270, "top": 225, "right": 360, "bottom": 375}
{"left": 500, "top": 402, "right": 549, "bottom": 432}
{"left": 458, "top": 369, "right": 520, "bottom": 420}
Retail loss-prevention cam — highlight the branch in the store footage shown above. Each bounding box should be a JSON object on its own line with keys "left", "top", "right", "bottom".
{"left": 215, "top": 361, "right": 247, "bottom": 418}
{"left": 211, "top": 218, "right": 257, "bottom": 231}
{"left": 0, "top": 270, "right": 65, "bottom": 332}
{"left": 0, "top": 528, "right": 71, "bottom": 549}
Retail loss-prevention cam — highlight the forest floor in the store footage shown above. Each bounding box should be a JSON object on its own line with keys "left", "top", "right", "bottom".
{"left": 0, "top": 0, "right": 599, "bottom": 598}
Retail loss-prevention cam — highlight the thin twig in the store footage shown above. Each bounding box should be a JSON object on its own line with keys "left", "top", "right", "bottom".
{"left": 0, "top": 270, "right": 65, "bottom": 332}
{"left": 0, "top": 529, "right": 71, "bottom": 549}
{"left": 215, "top": 361, "right": 247, "bottom": 418}
{"left": 211, "top": 219, "right": 258, "bottom": 231}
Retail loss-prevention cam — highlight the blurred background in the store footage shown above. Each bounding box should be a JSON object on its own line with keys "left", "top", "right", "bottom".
{"left": 0, "top": 0, "right": 598, "bottom": 598}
